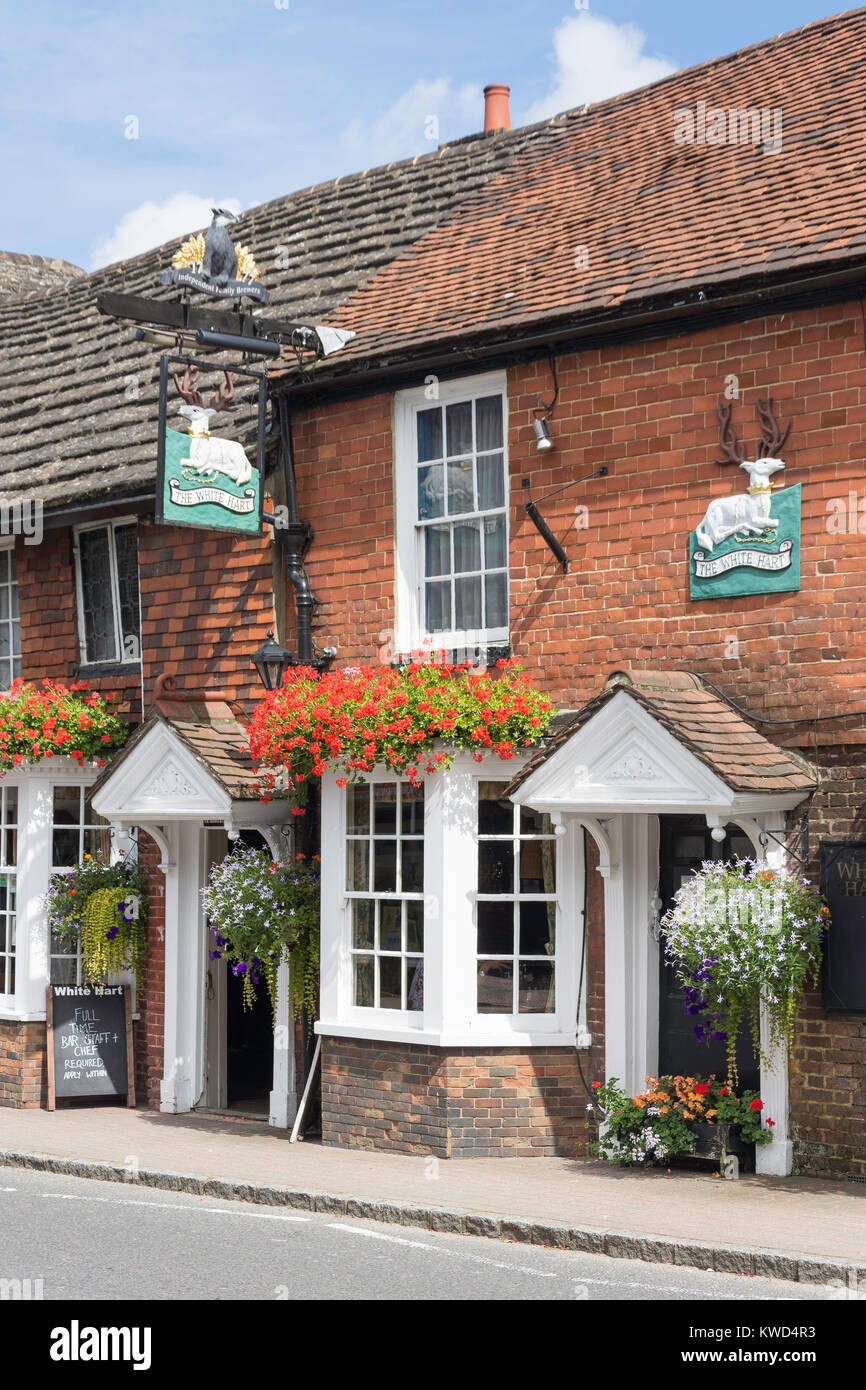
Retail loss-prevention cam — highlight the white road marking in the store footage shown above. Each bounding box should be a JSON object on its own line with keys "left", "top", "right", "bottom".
{"left": 38, "top": 1192, "right": 309, "bottom": 1221}
{"left": 326, "top": 1222, "right": 557, "bottom": 1277}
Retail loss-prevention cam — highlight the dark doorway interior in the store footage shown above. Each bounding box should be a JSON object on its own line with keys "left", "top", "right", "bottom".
{"left": 658, "top": 816, "right": 760, "bottom": 1091}
{"left": 225, "top": 829, "right": 272, "bottom": 1116}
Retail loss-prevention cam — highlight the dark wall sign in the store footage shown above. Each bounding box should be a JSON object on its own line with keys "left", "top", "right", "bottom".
{"left": 820, "top": 842, "right": 866, "bottom": 1014}
{"left": 46, "top": 985, "right": 135, "bottom": 1107}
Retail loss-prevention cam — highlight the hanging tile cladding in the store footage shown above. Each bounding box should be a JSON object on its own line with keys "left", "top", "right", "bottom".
{"left": 16, "top": 516, "right": 273, "bottom": 716}
{"left": 0, "top": 124, "right": 552, "bottom": 509}
{"left": 294, "top": 298, "right": 866, "bottom": 724}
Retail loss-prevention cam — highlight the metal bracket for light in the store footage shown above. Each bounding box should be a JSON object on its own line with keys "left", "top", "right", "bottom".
{"left": 521, "top": 466, "right": 608, "bottom": 573}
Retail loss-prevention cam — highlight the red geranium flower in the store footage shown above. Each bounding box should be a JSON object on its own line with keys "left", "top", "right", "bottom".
{"left": 592, "top": 1081, "right": 601, "bottom": 1089}
{"left": 695, "top": 1083, "right": 710, "bottom": 1095}
{"left": 749, "top": 1098, "right": 764, "bottom": 1111}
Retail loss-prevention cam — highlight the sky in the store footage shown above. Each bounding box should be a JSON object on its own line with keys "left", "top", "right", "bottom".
{"left": 0, "top": 0, "right": 849, "bottom": 271}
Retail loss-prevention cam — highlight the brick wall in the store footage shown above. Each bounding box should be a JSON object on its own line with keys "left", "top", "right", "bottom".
{"left": 0, "top": 1020, "right": 46, "bottom": 1108}
{"left": 134, "top": 832, "right": 166, "bottom": 1109}
{"left": 321, "top": 1036, "right": 590, "bottom": 1157}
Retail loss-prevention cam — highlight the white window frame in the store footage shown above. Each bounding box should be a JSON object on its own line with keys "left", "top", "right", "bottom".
{"left": 73, "top": 516, "right": 142, "bottom": 667}
{"left": 0, "top": 538, "right": 22, "bottom": 691}
{"left": 47, "top": 784, "right": 114, "bottom": 988}
{"left": 317, "top": 753, "right": 583, "bottom": 1048}
{"left": 393, "top": 371, "right": 509, "bottom": 660}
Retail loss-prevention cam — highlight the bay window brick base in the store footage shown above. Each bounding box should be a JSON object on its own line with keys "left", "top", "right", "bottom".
{"left": 320, "top": 1036, "right": 589, "bottom": 1157}
{"left": 0, "top": 1019, "right": 47, "bottom": 1108}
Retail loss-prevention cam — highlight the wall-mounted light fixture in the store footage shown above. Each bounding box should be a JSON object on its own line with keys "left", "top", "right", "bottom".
{"left": 533, "top": 414, "right": 554, "bottom": 451}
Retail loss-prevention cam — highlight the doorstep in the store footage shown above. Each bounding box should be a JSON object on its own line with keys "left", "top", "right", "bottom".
{"left": 0, "top": 1106, "right": 864, "bottom": 1287}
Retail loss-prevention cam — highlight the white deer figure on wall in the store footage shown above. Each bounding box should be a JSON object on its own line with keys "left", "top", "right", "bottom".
{"left": 174, "top": 366, "right": 252, "bottom": 488}
{"left": 695, "top": 457, "right": 785, "bottom": 550}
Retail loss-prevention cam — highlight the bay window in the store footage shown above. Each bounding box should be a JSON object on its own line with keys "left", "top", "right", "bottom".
{"left": 49, "top": 785, "right": 112, "bottom": 986}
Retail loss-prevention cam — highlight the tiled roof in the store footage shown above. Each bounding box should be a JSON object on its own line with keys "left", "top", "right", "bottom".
{"left": 324, "top": 8, "right": 866, "bottom": 366}
{"left": 0, "top": 251, "right": 85, "bottom": 300}
{"left": 508, "top": 669, "right": 816, "bottom": 796}
{"left": 92, "top": 697, "right": 261, "bottom": 802}
{"left": 0, "top": 125, "right": 554, "bottom": 508}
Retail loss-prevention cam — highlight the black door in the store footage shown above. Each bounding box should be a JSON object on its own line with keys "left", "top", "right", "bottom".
{"left": 658, "top": 815, "right": 760, "bottom": 1090}
{"left": 225, "top": 829, "right": 273, "bottom": 1115}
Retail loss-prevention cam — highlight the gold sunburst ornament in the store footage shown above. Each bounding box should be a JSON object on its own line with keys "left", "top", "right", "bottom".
{"left": 172, "top": 232, "right": 205, "bottom": 272}
{"left": 235, "top": 243, "right": 261, "bottom": 282}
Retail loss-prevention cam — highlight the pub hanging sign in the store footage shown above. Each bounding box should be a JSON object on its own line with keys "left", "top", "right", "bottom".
{"left": 156, "top": 355, "right": 266, "bottom": 536}
{"left": 820, "top": 842, "right": 866, "bottom": 1014}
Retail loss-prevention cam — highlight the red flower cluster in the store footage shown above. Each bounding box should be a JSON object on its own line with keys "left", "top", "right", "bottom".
{"left": 0, "top": 679, "right": 128, "bottom": 770}
{"left": 248, "top": 660, "right": 553, "bottom": 803}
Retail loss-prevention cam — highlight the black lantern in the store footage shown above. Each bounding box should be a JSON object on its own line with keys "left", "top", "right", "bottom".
{"left": 251, "top": 630, "right": 293, "bottom": 691}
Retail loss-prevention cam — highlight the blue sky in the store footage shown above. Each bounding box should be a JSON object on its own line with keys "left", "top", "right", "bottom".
{"left": 0, "top": 0, "right": 847, "bottom": 270}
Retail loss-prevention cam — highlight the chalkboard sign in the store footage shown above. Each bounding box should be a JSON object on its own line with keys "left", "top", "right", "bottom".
{"left": 820, "top": 842, "right": 866, "bottom": 1014}
{"left": 46, "top": 985, "right": 135, "bottom": 1108}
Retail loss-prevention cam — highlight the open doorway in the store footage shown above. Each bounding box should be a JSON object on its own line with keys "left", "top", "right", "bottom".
{"left": 203, "top": 828, "right": 274, "bottom": 1118}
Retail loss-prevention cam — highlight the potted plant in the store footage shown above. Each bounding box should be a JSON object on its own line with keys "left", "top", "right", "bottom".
{"left": 247, "top": 658, "right": 553, "bottom": 811}
{"left": 200, "top": 845, "right": 319, "bottom": 1025}
{"left": 46, "top": 856, "right": 148, "bottom": 989}
{"left": 0, "top": 679, "right": 127, "bottom": 769}
{"left": 660, "top": 857, "right": 827, "bottom": 1085}
{"left": 590, "top": 1074, "right": 775, "bottom": 1168}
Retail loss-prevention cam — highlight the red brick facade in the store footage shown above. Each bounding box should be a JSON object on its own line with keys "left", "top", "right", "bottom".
{"left": 0, "top": 1020, "right": 47, "bottom": 1109}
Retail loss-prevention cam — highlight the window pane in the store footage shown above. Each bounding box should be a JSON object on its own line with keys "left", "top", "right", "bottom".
{"left": 373, "top": 784, "right": 397, "bottom": 835}
{"left": 446, "top": 401, "right": 472, "bottom": 457}
{"left": 373, "top": 840, "right": 397, "bottom": 893}
{"left": 4, "top": 787, "right": 17, "bottom": 824}
{"left": 425, "top": 581, "right": 451, "bottom": 633}
{"left": 477, "top": 900, "right": 514, "bottom": 954}
{"left": 349, "top": 785, "right": 370, "bottom": 834}
{"left": 519, "top": 961, "right": 555, "bottom": 1013}
{"left": 477, "top": 960, "right": 513, "bottom": 1013}
{"left": 379, "top": 956, "right": 402, "bottom": 1009}
{"left": 453, "top": 523, "right": 481, "bottom": 574}
{"left": 478, "top": 782, "right": 513, "bottom": 835}
{"left": 52, "top": 829, "right": 79, "bottom": 867}
{"left": 417, "top": 407, "right": 443, "bottom": 462}
{"left": 418, "top": 464, "right": 445, "bottom": 520}
{"left": 406, "top": 901, "right": 424, "bottom": 952}
{"left": 483, "top": 514, "right": 507, "bottom": 570}
{"left": 455, "top": 576, "right": 482, "bottom": 631}
{"left": 520, "top": 805, "right": 553, "bottom": 835}
{"left": 447, "top": 459, "right": 474, "bottom": 515}
{"left": 477, "top": 454, "right": 505, "bottom": 511}
{"left": 352, "top": 899, "right": 374, "bottom": 949}
{"left": 84, "top": 827, "right": 111, "bottom": 860}
{"left": 519, "top": 839, "right": 556, "bottom": 894}
{"left": 78, "top": 528, "right": 117, "bottom": 663}
{"left": 400, "top": 783, "right": 424, "bottom": 835}
{"left": 347, "top": 839, "right": 369, "bottom": 892}
{"left": 519, "top": 900, "right": 556, "bottom": 956}
{"left": 0, "top": 588, "right": 7, "bottom": 621}
{"left": 478, "top": 841, "right": 513, "bottom": 893}
{"left": 51, "top": 955, "right": 78, "bottom": 986}
{"left": 0, "top": 551, "right": 7, "bottom": 583}
{"left": 476, "top": 396, "right": 503, "bottom": 451}
{"left": 53, "top": 786, "right": 81, "bottom": 822}
{"left": 401, "top": 839, "right": 423, "bottom": 893}
{"left": 407, "top": 958, "right": 424, "bottom": 1010}
{"left": 354, "top": 956, "right": 374, "bottom": 1007}
{"left": 484, "top": 573, "right": 507, "bottom": 630}
{"left": 424, "top": 525, "right": 450, "bottom": 578}
{"left": 379, "top": 902, "right": 402, "bottom": 952}
{"left": 114, "top": 524, "right": 140, "bottom": 657}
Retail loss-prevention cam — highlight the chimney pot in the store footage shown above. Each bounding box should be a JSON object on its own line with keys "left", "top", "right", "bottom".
{"left": 483, "top": 84, "right": 511, "bottom": 133}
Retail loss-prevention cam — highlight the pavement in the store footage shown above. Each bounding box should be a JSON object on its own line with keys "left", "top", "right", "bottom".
{"left": 1, "top": 1105, "right": 864, "bottom": 1289}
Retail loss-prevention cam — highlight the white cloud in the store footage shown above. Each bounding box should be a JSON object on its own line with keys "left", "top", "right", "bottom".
{"left": 523, "top": 13, "right": 675, "bottom": 123}
{"left": 344, "top": 78, "right": 483, "bottom": 164}
{"left": 90, "top": 192, "right": 242, "bottom": 270}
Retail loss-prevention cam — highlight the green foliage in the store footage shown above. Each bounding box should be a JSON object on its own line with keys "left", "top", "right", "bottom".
{"left": 201, "top": 845, "right": 320, "bottom": 1026}
{"left": 46, "top": 857, "right": 148, "bottom": 990}
{"left": 590, "top": 1074, "right": 775, "bottom": 1166}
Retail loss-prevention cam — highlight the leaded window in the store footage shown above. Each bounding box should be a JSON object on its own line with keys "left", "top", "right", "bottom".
{"left": 476, "top": 780, "right": 557, "bottom": 1014}
{"left": 346, "top": 782, "right": 424, "bottom": 1010}
{"left": 49, "top": 786, "right": 111, "bottom": 986}
{"left": 75, "top": 521, "right": 141, "bottom": 666}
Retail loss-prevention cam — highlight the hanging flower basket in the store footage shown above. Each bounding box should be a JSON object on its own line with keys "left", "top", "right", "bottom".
{"left": 660, "top": 857, "right": 827, "bottom": 1085}
{"left": 46, "top": 857, "right": 148, "bottom": 990}
{"left": 590, "top": 1075, "right": 774, "bottom": 1168}
{"left": 0, "top": 679, "right": 128, "bottom": 770}
{"left": 201, "top": 845, "right": 320, "bottom": 1025}
{"left": 248, "top": 659, "right": 553, "bottom": 810}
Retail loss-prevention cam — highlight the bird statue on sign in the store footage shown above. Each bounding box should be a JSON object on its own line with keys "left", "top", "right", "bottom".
{"left": 202, "top": 208, "right": 239, "bottom": 285}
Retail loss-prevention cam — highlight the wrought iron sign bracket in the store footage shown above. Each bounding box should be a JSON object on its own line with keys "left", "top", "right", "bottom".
{"left": 521, "top": 466, "right": 608, "bottom": 573}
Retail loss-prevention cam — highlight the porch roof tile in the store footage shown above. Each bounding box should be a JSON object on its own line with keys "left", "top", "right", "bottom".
{"left": 508, "top": 669, "right": 816, "bottom": 798}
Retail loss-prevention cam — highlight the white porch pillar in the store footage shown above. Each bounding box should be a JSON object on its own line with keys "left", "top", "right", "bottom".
{"left": 159, "top": 822, "right": 206, "bottom": 1114}
{"left": 589, "top": 814, "right": 659, "bottom": 1094}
